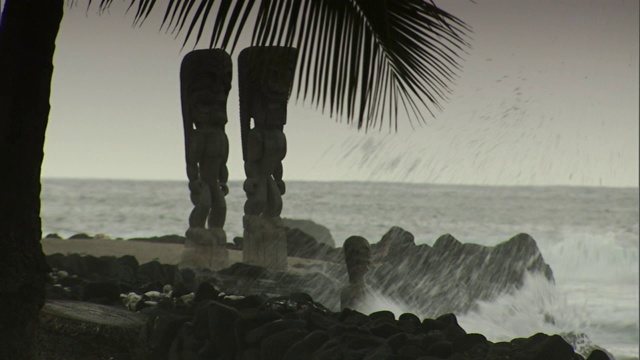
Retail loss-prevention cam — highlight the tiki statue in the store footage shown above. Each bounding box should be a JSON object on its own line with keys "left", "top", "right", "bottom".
{"left": 340, "top": 236, "right": 372, "bottom": 310}
{"left": 238, "top": 46, "right": 298, "bottom": 271}
{"left": 179, "top": 49, "right": 232, "bottom": 269}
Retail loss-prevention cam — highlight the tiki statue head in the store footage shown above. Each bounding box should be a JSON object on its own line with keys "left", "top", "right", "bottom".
{"left": 180, "top": 49, "right": 232, "bottom": 130}
{"left": 238, "top": 46, "right": 298, "bottom": 159}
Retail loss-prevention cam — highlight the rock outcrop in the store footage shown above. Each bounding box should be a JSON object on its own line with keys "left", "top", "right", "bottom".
{"left": 370, "top": 231, "right": 554, "bottom": 317}
{"left": 282, "top": 218, "right": 336, "bottom": 247}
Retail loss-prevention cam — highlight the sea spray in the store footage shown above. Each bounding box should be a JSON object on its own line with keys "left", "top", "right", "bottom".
{"left": 358, "top": 272, "right": 621, "bottom": 358}
{"left": 543, "top": 232, "right": 639, "bottom": 359}
{"left": 457, "top": 273, "right": 587, "bottom": 338}
{"left": 544, "top": 231, "right": 639, "bottom": 284}
{"left": 358, "top": 289, "right": 413, "bottom": 316}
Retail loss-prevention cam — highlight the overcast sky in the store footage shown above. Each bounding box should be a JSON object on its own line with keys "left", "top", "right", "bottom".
{"left": 39, "top": 0, "right": 639, "bottom": 187}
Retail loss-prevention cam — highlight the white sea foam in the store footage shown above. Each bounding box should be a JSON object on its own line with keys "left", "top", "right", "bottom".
{"left": 544, "top": 231, "right": 639, "bottom": 284}
{"left": 455, "top": 270, "right": 639, "bottom": 359}
{"left": 457, "top": 273, "right": 588, "bottom": 339}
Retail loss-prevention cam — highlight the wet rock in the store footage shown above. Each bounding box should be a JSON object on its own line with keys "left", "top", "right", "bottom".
{"left": 58, "top": 275, "right": 85, "bottom": 289}
{"left": 370, "top": 231, "right": 555, "bottom": 317}
{"left": 282, "top": 330, "right": 330, "bottom": 360}
{"left": 369, "top": 310, "right": 396, "bottom": 322}
{"left": 141, "top": 306, "right": 192, "bottom": 359}
{"left": 218, "top": 262, "right": 269, "bottom": 278}
{"left": 342, "top": 332, "right": 384, "bottom": 350}
{"left": 396, "top": 341, "right": 426, "bottom": 358}
{"left": 245, "top": 319, "right": 307, "bottom": 345}
{"left": 138, "top": 280, "right": 165, "bottom": 295}
{"left": 261, "top": 328, "right": 310, "bottom": 360}
{"left": 207, "top": 301, "right": 242, "bottom": 358}
{"left": 232, "top": 236, "right": 243, "bottom": 249}
{"left": 286, "top": 228, "right": 339, "bottom": 261}
{"left": 373, "top": 226, "right": 416, "bottom": 262}
{"left": 220, "top": 294, "right": 267, "bottom": 310}
{"left": 46, "top": 253, "right": 69, "bottom": 272}
{"left": 193, "top": 281, "right": 220, "bottom": 303}
{"left": 137, "top": 260, "right": 179, "bottom": 285}
{"left": 586, "top": 349, "right": 612, "bottom": 360}
{"left": 313, "top": 338, "right": 343, "bottom": 360}
{"left": 362, "top": 343, "right": 394, "bottom": 360}
{"left": 116, "top": 255, "right": 139, "bottom": 274}
{"left": 304, "top": 310, "right": 339, "bottom": 332}
{"left": 453, "top": 333, "right": 487, "bottom": 354}
{"left": 426, "top": 340, "right": 453, "bottom": 358}
{"left": 398, "top": 312, "right": 419, "bottom": 324}
{"left": 69, "top": 233, "right": 93, "bottom": 239}
{"left": 437, "top": 313, "right": 466, "bottom": 341}
{"left": 510, "top": 333, "right": 582, "bottom": 360}
{"left": 282, "top": 218, "right": 336, "bottom": 247}
{"left": 235, "top": 311, "right": 284, "bottom": 348}
{"left": 368, "top": 321, "right": 405, "bottom": 339}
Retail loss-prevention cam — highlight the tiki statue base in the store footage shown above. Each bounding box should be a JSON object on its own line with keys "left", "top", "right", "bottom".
{"left": 242, "top": 215, "right": 287, "bottom": 271}
{"left": 180, "top": 227, "right": 229, "bottom": 270}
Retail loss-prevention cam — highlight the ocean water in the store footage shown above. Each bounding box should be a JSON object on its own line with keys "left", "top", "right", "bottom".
{"left": 41, "top": 178, "right": 639, "bottom": 359}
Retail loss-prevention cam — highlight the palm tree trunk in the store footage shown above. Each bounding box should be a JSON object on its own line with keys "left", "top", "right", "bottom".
{"left": 0, "top": 0, "right": 63, "bottom": 358}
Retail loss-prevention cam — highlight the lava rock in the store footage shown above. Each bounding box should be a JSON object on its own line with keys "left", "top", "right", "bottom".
{"left": 283, "top": 330, "right": 330, "bottom": 360}
{"left": 373, "top": 226, "right": 416, "bottom": 262}
{"left": 218, "top": 262, "right": 269, "bottom": 278}
{"left": 82, "top": 281, "right": 121, "bottom": 304}
{"left": 587, "top": 349, "right": 612, "bottom": 360}
{"left": 282, "top": 218, "right": 336, "bottom": 247}
{"left": 69, "top": 233, "right": 92, "bottom": 239}
{"left": 369, "top": 232, "right": 555, "bottom": 317}
{"left": 261, "top": 328, "right": 310, "bottom": 360}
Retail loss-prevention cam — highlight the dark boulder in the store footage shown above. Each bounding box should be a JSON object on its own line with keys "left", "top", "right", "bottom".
{"left": 69, "top": 233, "right": 92, "bottom": 239}
{"left": 261, "top": 328, "right": 310, "bottom": 360}
{"left": 283, "top": 330, "right": 330, "bottom": 360}
{"left": 509, "top": 333, "right": 581, "bottom": 360}
{"left": 218, "top": 262, "right": 269, "bottom": 278}
{"left": 286, "top": 228, "right": 340, "bottom": 261}
{"left": 369, "top": 231, "right": 555, "bottom": 317}
{"left": 137, "top": 261, "right": 179, "bottom": 286}
{"left": 282, "top": 218, "right": 336, "bottom": 247}
{"left": 587, "top": 349, "right": 612, "bottom": 360}
{"left": 372, "top": 226, "right": 416, "bottom": 262}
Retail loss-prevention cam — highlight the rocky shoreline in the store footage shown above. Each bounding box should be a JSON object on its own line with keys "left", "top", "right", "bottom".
{"left": 39, "top": 229, "right": 612, "bottom": 359}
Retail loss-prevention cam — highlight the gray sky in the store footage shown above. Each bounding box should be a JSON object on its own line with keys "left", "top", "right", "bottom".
{"left": 41, "top": 0, "right": 638, "bottom": 187}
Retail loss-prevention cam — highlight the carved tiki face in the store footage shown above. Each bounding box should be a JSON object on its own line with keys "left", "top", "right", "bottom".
{"left": 343, "top": 236, "right": 371, "bottom": 285}
{"left": 238, "top": 46, "right": 298, "bottom": 129}
{"left": 180, "top": 49, "right": 232, "bottom": 128}
{"left": 238, "top": 46, "right": 298, "bottom": 161}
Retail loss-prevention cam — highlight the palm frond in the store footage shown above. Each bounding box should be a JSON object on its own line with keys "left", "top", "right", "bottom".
{"left": 94, "top": 0, "right": 470, "bottom": 130}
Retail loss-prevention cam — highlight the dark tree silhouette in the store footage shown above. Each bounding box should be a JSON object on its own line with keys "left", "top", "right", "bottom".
{"left": 0, "top": 1, "right": 64, "bottom": 358}
{"left": 0, "top": 1, "right": 468, "bottom": 357}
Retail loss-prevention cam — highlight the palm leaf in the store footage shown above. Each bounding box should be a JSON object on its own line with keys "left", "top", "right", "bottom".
{"left": 93, "top": 0, "right": 470, "bottom": 130}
